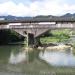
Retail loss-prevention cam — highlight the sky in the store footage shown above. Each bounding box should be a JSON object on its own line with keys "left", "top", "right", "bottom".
{"left": 0, "top": 0, "right": 75, "bottom": 16}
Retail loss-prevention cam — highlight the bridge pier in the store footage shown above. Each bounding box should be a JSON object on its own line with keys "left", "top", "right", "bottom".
{"left": 26, "top": 33, "right": 41, "bottom": 48}
{"left": 12, "top": 29, "right": 41, "bottom": 48}
{"left": 26, "top": 33, "right": 35, "bottom": 48}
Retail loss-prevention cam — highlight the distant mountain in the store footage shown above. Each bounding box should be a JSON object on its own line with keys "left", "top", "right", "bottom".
{"left": 0, "top": 15, "right": 32, "bottom": 21}
{"left": 61, "top": 13, "right": 72, "bottom": 17}
{"left": 61, "top": 13, "right": 75, "bottom": 18}
{"left": 0, "top": 13, "right": 75, "bottom": 21}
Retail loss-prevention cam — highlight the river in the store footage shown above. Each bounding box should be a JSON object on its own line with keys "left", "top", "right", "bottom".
{"left": 0, "top": 45, "right": 75, "bottom": 75}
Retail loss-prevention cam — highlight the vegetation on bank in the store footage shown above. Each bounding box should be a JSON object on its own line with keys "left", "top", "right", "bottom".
{"left": 0, "top": 29, "right": 24, "bottom": 45}
{"left": 40, "top": 29, "right": 70, "bottom": 44}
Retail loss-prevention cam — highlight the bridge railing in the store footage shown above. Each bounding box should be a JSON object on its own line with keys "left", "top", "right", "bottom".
{"left": 0, "top": 23, "right": 75, "bottom": 29}
{"left": 56, "top": 23, "right": 75, "bottom": 28}
{"left": 0, "top": 25, "right": 9, "bottom": 29}
{"left": 9, "top": 24, "right": 56, "bottom": 29}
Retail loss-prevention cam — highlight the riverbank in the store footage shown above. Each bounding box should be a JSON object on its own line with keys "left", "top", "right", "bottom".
{"left": 22, "top": 43, "right": 72, "bottom": 51}
{"left": 38, "top": 43, "right": 71, "bottom": 51}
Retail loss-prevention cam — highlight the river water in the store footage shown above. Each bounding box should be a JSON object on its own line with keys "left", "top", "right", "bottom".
{"left": 0, "top": 45, "right": 75, "bottom": 75}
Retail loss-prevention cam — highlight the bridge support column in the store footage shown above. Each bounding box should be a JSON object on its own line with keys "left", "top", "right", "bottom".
{"left": 26, "top": 33, "right": 41, "bottom": 48}
{"left": 26, "top": 33, "right": 35, "bottom": 48}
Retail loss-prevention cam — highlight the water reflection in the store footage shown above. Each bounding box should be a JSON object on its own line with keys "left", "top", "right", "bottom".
{"left": 8, "top": 46, "right": 75, "bottom": 67}
{"left": 9, "top": 47, "right": 40, "bottom": 64}
{"left": 0, "top": 45, "right": 75, "bottom": 67}
{"left": 39, "top": 48, "right": 75, "bottom": 67}
{"left": 9, "top": 51, "right": 27, "bottom": 64}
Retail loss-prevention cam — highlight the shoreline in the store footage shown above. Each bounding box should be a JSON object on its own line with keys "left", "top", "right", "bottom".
{"left": 38, "top": 44, "right": 71, "bottom": 50}
{"left": 24, "top": 44, "right": 72, "bottom": 51}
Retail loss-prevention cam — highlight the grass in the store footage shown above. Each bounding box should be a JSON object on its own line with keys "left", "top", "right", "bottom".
{"left": 40, "top": 37, "right": 69, "bottom": 44}
{"left": 51, "top": 29, "right": 70, "bottom": 35}
{"left": 40, "top": 37, "right": 59, "bottom": 43}
{"left": 40, "top": 29, "right": 70, "bottom": 44}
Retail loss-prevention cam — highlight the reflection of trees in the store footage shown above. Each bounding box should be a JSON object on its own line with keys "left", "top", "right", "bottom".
{"left": 0, "top": 46, "right": 11, "bottom": 63}
{"left": 9, "top": 47, "right": 40, "bottom": 64}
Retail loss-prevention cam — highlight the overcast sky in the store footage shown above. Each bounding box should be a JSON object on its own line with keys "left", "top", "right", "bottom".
{"left": 0, "top": 0, "right": 75, "bottom": 16}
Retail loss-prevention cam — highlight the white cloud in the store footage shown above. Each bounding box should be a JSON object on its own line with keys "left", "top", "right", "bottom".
{"left": 0, "top": 0, "right": 75, "bottom": 16}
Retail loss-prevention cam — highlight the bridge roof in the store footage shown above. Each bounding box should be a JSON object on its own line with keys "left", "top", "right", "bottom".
{"left": 0, "top": 18, "right": 75, "bottom": 24}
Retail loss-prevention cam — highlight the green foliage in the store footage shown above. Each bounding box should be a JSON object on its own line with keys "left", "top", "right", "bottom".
{"left": 40, "top": 29, "right": 70, "bottom": 44}
{"left": 0, "top": 29, "right": 24, "bottom": 44}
